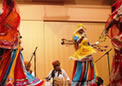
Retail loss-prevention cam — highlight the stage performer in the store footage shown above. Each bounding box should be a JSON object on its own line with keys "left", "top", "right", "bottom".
{"left": 70, "top": 24, "right": 97, "bottom": 86}
{"left": 0, "top": 0, "right": 44, "bottom": 85}
{"left": 45, "top": 60, "right": 71, "bottom": 86}
{"left": 99, "top": 0, "right": 122, "bottom": 85}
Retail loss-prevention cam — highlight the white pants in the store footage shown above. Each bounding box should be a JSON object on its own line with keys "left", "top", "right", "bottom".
{"left": 45, "top": 82, "right": 52, "bottom": 86}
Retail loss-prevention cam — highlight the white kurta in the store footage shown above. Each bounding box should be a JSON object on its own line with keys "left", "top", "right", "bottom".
{"left": 45, "top": 69, "right": 70, "bottom": 86}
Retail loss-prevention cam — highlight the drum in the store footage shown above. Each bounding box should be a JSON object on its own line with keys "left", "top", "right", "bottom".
{"left": 54, "top": 77, "right": 64, "bottom": 86}
{"left": 45, "top": 77, "right": 66, "bottom": 86}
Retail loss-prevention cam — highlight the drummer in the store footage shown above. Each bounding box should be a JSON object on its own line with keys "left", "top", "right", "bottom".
{"left": 45, "top": 60, "right": 71, "bottom": 86}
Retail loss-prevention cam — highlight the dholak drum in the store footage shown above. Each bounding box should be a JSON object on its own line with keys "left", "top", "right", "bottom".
{"left": 45, "top": 77, "right": 68, "bottom": 86}
{"left": 54, "top": 77, "right": 65, "bottom": 86}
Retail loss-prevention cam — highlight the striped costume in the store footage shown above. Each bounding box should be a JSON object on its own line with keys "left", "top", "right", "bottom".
{"left": 0, "top": 0, "right": 44, "bottom": 85}
{"left": 71, "top": 24, "right": 97, "bottom": 86}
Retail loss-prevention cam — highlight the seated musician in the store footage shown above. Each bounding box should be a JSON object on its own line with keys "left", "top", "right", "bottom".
{"left": 45, "top": 60, "right": 71, "bottom": 86}
{"left": 24, "top": 61, "right": 35, "bottom": 76}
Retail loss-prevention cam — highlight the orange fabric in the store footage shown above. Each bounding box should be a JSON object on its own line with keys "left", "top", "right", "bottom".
{"left": 0, "top": 0, "right": 20, "bottom": 49}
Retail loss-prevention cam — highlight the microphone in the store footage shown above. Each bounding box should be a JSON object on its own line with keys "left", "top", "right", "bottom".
{"left": 51, "top": 70, "right": 55, "bottom": 77}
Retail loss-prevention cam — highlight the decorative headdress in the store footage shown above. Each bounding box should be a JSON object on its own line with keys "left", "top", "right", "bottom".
{"left": 73, "top": 24, "right": 85, "bottom": 34}
{"left": 52, "top": 60, "right": 60, "bottom": 67}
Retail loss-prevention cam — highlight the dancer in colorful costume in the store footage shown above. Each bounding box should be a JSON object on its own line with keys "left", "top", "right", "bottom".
{"left": 71, "top": 24, "right": 97, "bottom": 86}
{"left": 0, "top": 0, "right": 44, "bottom": 85}
{"left": 99, "top": 0, "right": 122, "bottom": 85}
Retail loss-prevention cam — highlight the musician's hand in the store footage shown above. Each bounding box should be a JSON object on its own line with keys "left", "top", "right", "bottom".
{"left": 45, "top": 77, "right": 50, "bottom": 81}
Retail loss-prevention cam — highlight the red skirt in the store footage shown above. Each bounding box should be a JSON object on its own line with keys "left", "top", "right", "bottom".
{"left": 110, "top": 49, "right": 122, "bottom": 86}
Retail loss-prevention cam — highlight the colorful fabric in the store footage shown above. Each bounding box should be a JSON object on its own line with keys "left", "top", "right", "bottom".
{"left": 0, "top": 49, "right": 12, "bottom": 84}
{"left": 72, "top": 61, "right": 96, "bottom": 86}
{"left": 110, "top": 49, "right": 122, "bottom": 86}
{"left": 71, "top": 24, "right": 97, "bottom": 86}
{"left": 109, "top": 34, "right": 122, "bottom": 86}
{"left": 71, "top": 24, "right": 96, "bottom": 61}
{"left": 111, "top": 34, "right": 122, "bottom": 50}
{"left": 26, "top": 72, "right": 44, "bottom": 86}
{"left": 70, "top": 37, "right": 96, "bottom": 60}
{"left": 0, "top": 0, "right": 44, "bottom": 85}
{"left": 73, "top": 24, "right": 85, "bottom": 35}
{"left": 105, "top": 0, "right": 122, "bottom": 85}
{"left": 105, "top": 0, "right": 122, "bottom": 39}
{"left": 0, "top": 0, "right": 20, "bottom": 49}
{"left": 1, "top": 47, "right": 44, "bottom": 86}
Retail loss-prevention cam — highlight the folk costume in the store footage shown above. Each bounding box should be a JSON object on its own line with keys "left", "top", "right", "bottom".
{"left": 0, "top": 0, "right": 44, "bottom": 85}
{"left": 71, "top": 24, "right": 97, "bottom": 86}
{"left": 103, "top": 0, "right": 122, "bottom": 85}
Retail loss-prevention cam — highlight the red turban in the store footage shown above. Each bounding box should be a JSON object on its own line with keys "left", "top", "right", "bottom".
{"left": 52, "top": 60, "right": 60, "bottom": 67}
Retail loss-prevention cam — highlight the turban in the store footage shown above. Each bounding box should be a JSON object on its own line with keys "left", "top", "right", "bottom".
{"left": 52, "top": 60, "right": 60, "bottom": 67}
